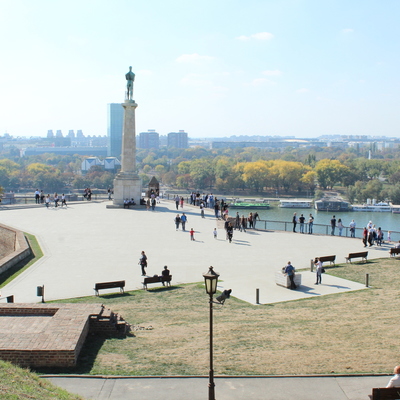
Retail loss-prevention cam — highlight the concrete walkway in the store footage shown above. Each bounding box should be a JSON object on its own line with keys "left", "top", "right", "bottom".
{"left": 0, "top": 199, "right": 387, "bottom": 304}
{"left": 44, "top": 375, "right": 391, "bottom": 400}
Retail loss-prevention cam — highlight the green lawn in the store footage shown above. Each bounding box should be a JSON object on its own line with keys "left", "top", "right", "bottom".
{"left": 39, "top": 257, "right": 400, "bottom": 376}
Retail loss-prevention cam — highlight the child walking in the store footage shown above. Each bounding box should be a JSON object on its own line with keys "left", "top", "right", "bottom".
{"left": 213, "top": 228, "right": 217, "bottom": 239}
{"left": 190, "top": 228, "right": 195, "bottom": 241}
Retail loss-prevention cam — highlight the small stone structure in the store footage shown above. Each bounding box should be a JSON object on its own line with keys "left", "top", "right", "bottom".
{"left": 275, "top": 271, "right": 302, "bottom": 288}
{"left": 0, "top": 303, "right": 130, "bottom": 368}
{"left": 146, "top": 176, "right": 159, "bottom": 198}
{"left": 0, "top": 223, "right": 31, "bottom": 275}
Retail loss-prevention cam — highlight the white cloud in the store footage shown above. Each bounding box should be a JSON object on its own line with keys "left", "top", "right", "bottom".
{"left": 236, "top": 32, "right": 274, "bottom": 41}
{"left": 342, "top": 28, "right": 354, "bottom": 34}
{"left": 175, "top": 53, "right": 214, "bottom": 63}
{"left": 251, "top": 78, "right": 276, "bottom": 86}
{"left": 296, "top": 88, "right": 309, "bottom": 93}
{"left": 262, "top": 69, "right": 283, "bottom": 76}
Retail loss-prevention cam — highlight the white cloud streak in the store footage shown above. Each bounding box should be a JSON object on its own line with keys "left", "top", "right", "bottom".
{"left": 236, "top": 32, "right": 274, "bottom": 41}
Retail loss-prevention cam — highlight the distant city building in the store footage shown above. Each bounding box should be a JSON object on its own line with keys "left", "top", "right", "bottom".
{"left": 56, "top": 130, "right": 63, "bottom": 138}
{"left": 81, "top": 156, "right": 121, "bottom": 173}
{"left": 67, "top": 130, "right": 75, "bottom": 138}
{"left": 107, "top": 103, "right": 124, "bottom": 157}
{"left": 47, "top": 130, "right": 54, "bottom": 138}
{"left": 138, "top": 130, "right": 159, "bottom": 149}
{"left": 168, "top": 130, "right": 188, "bottom": 148}
{"left": 76, "top": 130, "right": 84, "bottom": 138}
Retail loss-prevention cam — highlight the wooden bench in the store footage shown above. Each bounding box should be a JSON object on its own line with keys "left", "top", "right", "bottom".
{"left": 318, "top": 255, "right": 336, "bottom": 266}
{"left": 142, "top": 275, "right": 172, "bottom": 290}
{"left": 389, "top": 248, "right": 400, "bottom": 257}
{"left": 369, "top": 387, "right": 400, "bottom": 399}
{"left": 345, "top": 251, "right": 368, "bottom": 263}
{"left": 94, "top": 280, "right": 125, "bottom": 296}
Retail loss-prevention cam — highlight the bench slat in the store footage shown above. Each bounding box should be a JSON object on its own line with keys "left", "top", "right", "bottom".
{"left": 371, "top": 387, "right": 400, "bottom": 400}
{"left": 94, "top": 280, "right": 125, "bottom": 296}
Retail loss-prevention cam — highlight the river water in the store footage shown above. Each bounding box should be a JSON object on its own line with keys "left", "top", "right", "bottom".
{"left": 232, "top": 202, "right": 400, "bottom": 242}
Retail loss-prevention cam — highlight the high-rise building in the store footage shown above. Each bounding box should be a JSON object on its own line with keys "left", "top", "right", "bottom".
{"left": 67, "top": 130, "right": 75, "bottom": 138}
{"left": 167, "top": 130, "right": 188, "bottom": 148}
{"left": 138, "top": 129, "right": 159, "bottom": 149}
{"left": 47, "top": 130, "right": 54, "bottom": 138}
{"left": 107, "top": 103, "right": 124, "bottom": 157}
{"left": 56, "top": 130, "right": 63, "bottom": 138}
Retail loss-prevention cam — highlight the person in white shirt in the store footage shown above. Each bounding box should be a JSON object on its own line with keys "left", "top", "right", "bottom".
{"left": 349, "top": 220, "right": 356, "bottom": 238}
{"left": 387, "top": 365, "right": 400, "bottom": 387}
{"left": 314, "top": 257, "right": 323, "bottom": 285}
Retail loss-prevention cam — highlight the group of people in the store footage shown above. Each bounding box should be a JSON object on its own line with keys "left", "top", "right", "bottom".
{"left": 292, "top": 213, "right": 315, "bottom": 234}
{"left": 362, "top": 222, "right": 385, "bottom": 247}
{"left": 83, "top": 188, "right": 92, "bottom": 200}
{"left": 44, "top": 193, "right": 67, "bottom": 208}
{"left": 234, "top": 211, "right": 260, "bottom": 231}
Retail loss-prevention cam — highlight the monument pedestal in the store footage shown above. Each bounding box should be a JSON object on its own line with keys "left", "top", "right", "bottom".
{"left": 107, "top": 98, "right": 142, "bottom": 208}
{"left": 109, "top": 172, "right": 142, "bottom": 207}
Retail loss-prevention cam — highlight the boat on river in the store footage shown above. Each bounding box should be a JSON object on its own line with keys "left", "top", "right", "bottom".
{"left": 228, "top": 199, "right": 270, "bottom": 209}
{"left": 279, "top": 200, "right": 312, "bottom": 208}
{"left": 314, "top": 198, "right": 350, "bottom": 211}
{"left": 351, "top": 202, "right": 392, "bottom": 212}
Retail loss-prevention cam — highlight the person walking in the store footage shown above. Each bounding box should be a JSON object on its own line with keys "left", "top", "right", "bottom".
{"left": 151, "top": 197, "right": 156, "bottom": 211}
{"left": 299, "top": 214, "right": 305, "bottom": 233}
{"left": 284, "top": 261, "right": 297, "bottom": 290}
{"left": 174, "top": 214, "right": 181, "bottom": 231}
{"left": 292, "top": 213, "right": 298, "bottom": 233}
{"left": 349, "top": 219, "right": 356, "bottom": 238}
{"left": 189, "top": 228, "right": 195, "bottom": 241}
{"left": 45, "top": 194, "right": 51, "bottom": 208}
{"left": 337, "top": 219, "right": 344, "bottom": 236}
{"left": 362, "top": 227, "right": 368, "bottom": 247}
{"left": 308, "top": 214, "right": 314, "bottom": 234}
{"left": 174, "top": 195, "right": 180, "bottom": 210}
{"left": 376, "top": 227, "right": 383, "bottom": 246}
{"left": 139, "top": 251, "right": 147, "bottom": 276}
{"left": 200, "top": 201, "right": 205, "bottom": 218}
{"left": 180, "top": 213, "right": 187, "bottom": 231}
{"left": 61, "top": 194, "right": 67, "bottom": 208}
{"left": 253, "top": 212, "right": 260, "bottom": 229}
{"left": 234, "top": 212, "right": 240, "bottom": 230}
{"left": 213, "top": 228, "right": 217, "bottom": 239}
{"left": 227, "top": 223, "right": 233, "bottom": 243}
{"left": 314, "top": 257, "right": 323, "bottom": 285}
{"left": 330, "top": 215, "right": 336, "bottom": 236}
{"left": 240, "top": 215, "right": 247, "bottom": 232}
{"left": 180, "top": 196, "right": 184, "bottom": 208}
{"left": 34, "top": 189, "right": 40, "bottom": 204}
{"left": 54, "top": 193, "right": 59, "bottom": 208}
{"left": 248, "top": 212, "right": 253, "bottom": 229}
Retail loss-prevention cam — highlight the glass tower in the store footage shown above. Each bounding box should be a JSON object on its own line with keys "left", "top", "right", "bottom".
{"left": 107, "top": 103, "right": 124, "bottom": 157}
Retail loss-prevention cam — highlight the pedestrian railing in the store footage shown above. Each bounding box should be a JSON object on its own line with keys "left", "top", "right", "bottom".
{"left": 256, "top": 219, "right": 399, "bottom": 242}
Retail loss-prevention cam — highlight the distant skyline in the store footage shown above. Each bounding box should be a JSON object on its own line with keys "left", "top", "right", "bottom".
{"left": 1, "top": 1, "right": 399, "bottom": 139}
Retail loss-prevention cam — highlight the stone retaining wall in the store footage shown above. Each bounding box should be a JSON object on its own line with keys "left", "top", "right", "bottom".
{"left": 0, "top": 223, "right": 32, "bottom": 275}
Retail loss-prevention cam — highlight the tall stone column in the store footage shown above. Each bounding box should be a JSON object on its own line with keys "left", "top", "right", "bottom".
{"left": 109, "top": 99, "right": 142, "bottom": 207}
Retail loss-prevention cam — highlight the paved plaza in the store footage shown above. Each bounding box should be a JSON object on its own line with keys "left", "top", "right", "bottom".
{"left": 0, "top": 199, "right": 387, "bottom": 304}
{"left": 0, "top": 200, "right": 393, "bottom": 399}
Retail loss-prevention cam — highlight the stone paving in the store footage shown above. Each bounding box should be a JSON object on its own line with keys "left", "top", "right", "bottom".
{"left": 0, "top": 199, "right": 388, "bottom": 304}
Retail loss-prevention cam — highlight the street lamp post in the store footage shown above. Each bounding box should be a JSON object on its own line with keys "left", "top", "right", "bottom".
{"left": 203, "top": 266, "right": 220, "bottom": 400}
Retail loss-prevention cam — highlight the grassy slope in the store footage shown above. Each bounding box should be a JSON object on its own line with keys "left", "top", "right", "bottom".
{"left": 43, "top": 258, "right": 400, "bottom": 376}
{"left": 0, "top": 360, "right": 84, "bottom": 400}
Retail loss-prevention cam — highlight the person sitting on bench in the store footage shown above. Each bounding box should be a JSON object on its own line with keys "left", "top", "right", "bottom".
{"left": 161, "top": 265, "right": 170, "bottom": 286}
{"left": 387, "top": 365, "right": 400, "bottom": 387}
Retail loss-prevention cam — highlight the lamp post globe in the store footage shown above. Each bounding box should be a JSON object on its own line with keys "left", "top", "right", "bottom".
{"left": 203, "top": 266, "right": 219, "bottom": 295}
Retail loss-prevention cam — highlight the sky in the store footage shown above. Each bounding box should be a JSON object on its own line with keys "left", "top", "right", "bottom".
{"left": 0, "top": 0, "right": 399, "bottom": 139}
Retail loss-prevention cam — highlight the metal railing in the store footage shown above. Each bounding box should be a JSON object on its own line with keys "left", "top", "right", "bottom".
{"left": 255, "top": 219, "right": 399, "bottom": 242}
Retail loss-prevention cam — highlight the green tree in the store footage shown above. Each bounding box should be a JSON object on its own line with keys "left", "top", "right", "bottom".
{"left": 315, "top": 159, "right": 350, "bottom": 189}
